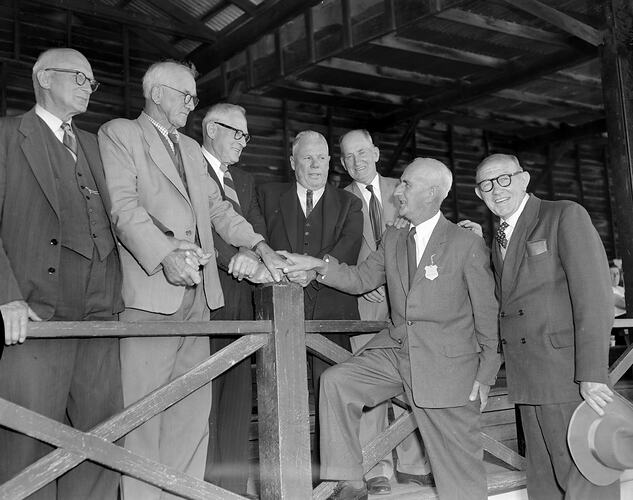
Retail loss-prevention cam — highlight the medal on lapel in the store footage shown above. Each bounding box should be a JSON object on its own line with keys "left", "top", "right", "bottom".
{"left": 424, "top": 254, "right": 438, "bottom": 281}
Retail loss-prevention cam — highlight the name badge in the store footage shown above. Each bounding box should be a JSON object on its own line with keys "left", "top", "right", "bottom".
{"left": 424, "top": 254, "right": 438, "bottom": 281}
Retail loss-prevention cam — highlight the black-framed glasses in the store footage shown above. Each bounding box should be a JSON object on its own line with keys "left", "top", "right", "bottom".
{"left": 214, "top": 121, "right": 251, "bottom": 143}
{"left": 161, "top": 84, "right": 199, "bottom": 108}
{"left": 44, "top": 68, "right": 100, "bottom": 92}
{"left": 477, "top": 171, "right": 524, "bottom": 193}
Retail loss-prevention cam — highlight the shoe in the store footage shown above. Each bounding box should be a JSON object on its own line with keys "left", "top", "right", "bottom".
{"left": 396, "top": 470, "right": 435, "bottom": 487}
{"left": 366, "top": 475, "right": 391, "bottom": 495}
{"left": 328, "top": 481, "right": 368, "bottom": 500}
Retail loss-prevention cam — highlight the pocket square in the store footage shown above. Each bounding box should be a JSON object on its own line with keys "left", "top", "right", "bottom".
{"left": 527, "top": 239, "right": 548, "bottom": 256}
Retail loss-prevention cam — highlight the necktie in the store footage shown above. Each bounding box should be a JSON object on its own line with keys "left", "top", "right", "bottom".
{"left": 407, "top": 227, "right": 417, "bottom": 289}
{"left": 366, "top": 185, "right": 383, "bottom": 249}
{"left": 167, "top": 130, "right": 179, "bottom": 154}
{"left": 61, "top": 122, "right": 77, "bottom": 158}
{"left": 496, "top": 221, "right": 509, "bottom": 249}
{"left": 306, "top": 190, "right": 313, "bottom": 218}
{"left": 221, "top": 165, "right": 242, "bottom": 216}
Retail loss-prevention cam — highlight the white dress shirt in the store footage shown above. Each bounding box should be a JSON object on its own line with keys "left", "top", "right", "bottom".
{"left": 296, "top": 183, "right": 325, "bottom": 216}
{"left": 202, "top": 147, "right": 225, "bottom": 189}
{"left": 500, "top": 194, "right": 529, "bottom": 258}
{"left": 354, "top": 174, "right": 383, "bottom": 208}
{"left": 410, "top": 211, "right": 442, "bottom": 265}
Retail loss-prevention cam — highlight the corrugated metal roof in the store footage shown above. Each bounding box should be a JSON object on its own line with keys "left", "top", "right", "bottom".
{"left": 205, "top": 4, "right": 245, "bottom": 31}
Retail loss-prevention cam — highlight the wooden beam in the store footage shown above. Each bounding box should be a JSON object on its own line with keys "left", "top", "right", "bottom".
{"left": 374, "top": 49, "right": 594, "bottom": 129}
{"left": 23, "top": 0, "right": 217, "bottom": 43}
{"left": 513, "top": 118, "right": 606, "bottom": 151}
{"left": 189, "top": 0, "right": 324, "bottom": 77}
{"left": 229, "top": 0, "right": 255, "bottom": 16}
{"left": 500, "top": 0, "right": 603, "bottom": 46}
{"left": 601, "top": 0, "right": 633, "bottom": 316}
{"left": 437, "top": 8, "right": 573, "bottom": 46}
{"left": 370, "top": 34, "right": 507, "bottom": 68}
{"left": 384, "top": 119, "right": 419, "bottom": 175}
{"left": 493, "top": 88, "right": 603, "bottom": 113}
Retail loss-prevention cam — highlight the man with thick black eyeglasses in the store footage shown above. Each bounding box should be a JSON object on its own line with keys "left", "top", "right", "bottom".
{"left": 475, "top": 153, "right": 619, "bottom": 500}
{"left": 0, "top": 47, "right": 123, "bottom": 500}
{"left": 99, "top": 61, "right": 284, "bottom": 500}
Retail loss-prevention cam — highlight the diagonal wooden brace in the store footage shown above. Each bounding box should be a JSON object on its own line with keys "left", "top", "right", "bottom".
{"left": 0, "top": 333, "right": 268, "bottom": 499}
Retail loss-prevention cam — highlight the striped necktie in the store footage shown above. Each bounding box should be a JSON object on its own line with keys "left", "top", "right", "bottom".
{"left": 221, "top": 165, "right": 242, "bottom": 216}
{"left": 61, "top": 122, "right": 77, "bottom": 158}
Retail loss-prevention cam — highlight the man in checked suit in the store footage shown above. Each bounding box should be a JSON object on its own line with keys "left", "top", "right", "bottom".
{"left": 0, "top": 48, "right": 123, "bottom": 500}
{"left": 281, "top": 158, "right": 500, "bottom": 500}
{"left": 474, "top": 153, "right": 620, "bottom": 500}
{"left": 339, "top": 129, "right": 431, "bottom": 495}
{"left": 99, "top": 61, "right": 284, "bottom": 500}
{"left": 201, "top": 103, "right": 268, "bottom": 495}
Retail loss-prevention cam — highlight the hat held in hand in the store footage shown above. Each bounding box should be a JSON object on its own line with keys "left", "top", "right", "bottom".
{"left": 568, "top": 391, "right": 633, "bottom": 485}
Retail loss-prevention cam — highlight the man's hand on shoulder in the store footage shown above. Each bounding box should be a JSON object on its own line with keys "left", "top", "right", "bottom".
{"left": 580, "top": 381, "right": 614, "bottom": 416}
{"left": 457, "top": 219, "right": 483, "bottom": 238}
{"left": 1, "top": 300, "right": 42, "bottom": 345}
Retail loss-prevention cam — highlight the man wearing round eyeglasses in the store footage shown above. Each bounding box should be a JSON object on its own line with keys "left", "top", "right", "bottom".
{"left": 475, "top": 154, "right": 619, "bottom": 500}
{"left": 0, "top": 48, "right": 123, "bottom": 500}
{"left": 99, "top": 61, "right": 285, "bottom": 500}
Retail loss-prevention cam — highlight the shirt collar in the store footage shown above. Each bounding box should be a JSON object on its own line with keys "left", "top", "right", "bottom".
{"left": 202, "top": 147, "right": 223, "bottom": 175}
{"left": 296, "top": 182, "right": 325, "bottom": 199}
{"left": 503, "top": 194, "right": 530, "bottom": 228}
{"left": 411, "top": 210, "right": 441, "bottom": 239}
{"left": 143, "top": 111, "right": 176, "bottom": 141}
{"left": 35, "top": 104, "right": 68, "bottom": 133}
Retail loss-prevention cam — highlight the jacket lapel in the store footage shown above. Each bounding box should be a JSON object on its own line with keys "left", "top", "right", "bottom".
{"left": 501, "top": 195, "right": 540, "bottom": 302}
{"left": 280, "top": 185, "right": 300, "bottom": 253}
{"left": 138, "top": 114, "right": 190, "bottom": 203}
{"left": 205, "top": 156, "right": 226, "bottom": 198}
{"left": 19, "top": 108, "right": 59, "bottom": 215}
{"left": 396, "top": 227, "right": 409, "bottom": 293}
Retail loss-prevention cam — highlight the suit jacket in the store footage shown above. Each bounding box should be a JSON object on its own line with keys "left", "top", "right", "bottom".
{"left": 320, "top": 215, "right": 501, "bottom": 408}
{"left": 0, "top": 107, "right": 122, "bottom": 319}
{"left": 98, "top": 113, "right": 262, "bottom": 314}
{"left": 493, "top": 194, "right": 612, "bottom": 404}
{"left": 345, "top": 175, "right": 399, "bottom": 321}
{"left": 258, "top": 182, "right": 363, "bottom": 320}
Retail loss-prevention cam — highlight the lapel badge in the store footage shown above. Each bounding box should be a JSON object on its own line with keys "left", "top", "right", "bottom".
{"left": 424, "top": 254, "right": 438, "bottom": 281}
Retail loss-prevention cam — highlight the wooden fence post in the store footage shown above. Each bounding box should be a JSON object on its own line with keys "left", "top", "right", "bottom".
{"left": 254, "top": 282, "right": 312, "bottom": 500}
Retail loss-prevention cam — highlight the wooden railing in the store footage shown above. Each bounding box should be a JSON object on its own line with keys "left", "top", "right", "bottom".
{"left": 2, "top": 283, "right": 630, "bottom": 499}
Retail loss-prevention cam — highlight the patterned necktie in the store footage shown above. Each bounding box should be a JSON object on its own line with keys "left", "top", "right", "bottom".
{"left": 167, "top": 130, "right": 179, "bottom": 154}
{"left": 366, "top": 185, "right": 383, "bottom": 249}
{"left": 496, "top": 221, "right": 509, "bottom": 249}
{"left": 407, "top": 227, "right": 417, "bottom": 289}
{"left": 306, "top": 189, "right": 313, "bottom": 218}
{"left": 221, "top": 165, "right": 242, "bottom": 216}
{"left": 61, "top": 122, "right": 77, "bottom": 158}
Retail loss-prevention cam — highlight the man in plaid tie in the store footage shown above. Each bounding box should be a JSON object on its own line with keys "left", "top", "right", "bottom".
{"left": 200, "top": 103, "right": 270, "bottom": 495}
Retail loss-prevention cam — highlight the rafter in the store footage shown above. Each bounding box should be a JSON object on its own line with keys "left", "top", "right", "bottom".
{"left": 373, "top": 49, "right": 595, "bottom": 129}
{"left": 500, "top": 0, "right": 603, "bottom": 46}
{"left": 143, "top": 0, "right": 218, "bottom": 42}
{"left": 513, "top": 118, "right": 606, "bottom": 151}
{"left": 436, "top": 8, "right": 572, "bottom": 46}
{"left": 493, "top": 88, "right": 603, "bottom": 113}
{"left": 24, "top": 0, "right": 217, "bottom": 43}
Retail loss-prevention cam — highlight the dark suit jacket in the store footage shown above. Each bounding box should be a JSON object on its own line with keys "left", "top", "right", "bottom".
{"left": 493, "top": 194, "right": 612, "bottom": 404}
{"left": 0, "top": 107, "right": 122, "bottom": 320}
{"left": 258, "top": 182, "right": 363, "bottom": 320}
{"left": 320, "top": 215, "right": 501, "bottom": 408}
{"left": 207, "top": 161, "right": 266, "bottom": 320}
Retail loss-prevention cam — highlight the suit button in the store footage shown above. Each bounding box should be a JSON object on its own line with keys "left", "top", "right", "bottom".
{"left": 50, "top": 239, "right": 58, "bottom": 245}
{"left": 185, "top": 230, "right": 192, "bottom": 236}
{"left": 397, "top": 338, "right": 402, "bottom": 344}
{"left": 501, "top": 339, "right": 507, "bottom": 344}
{"left": 520, "top": 338, "right": 526, "bottom": 344}
{"left": 500, "top": 311, "right": 506, "bottom": 318}
{"left": 518, "top": 309, "right": 524, "bottom": 316}
{"left": 407, "top": 321, "right": 413, "bottom": 326}
{"left": 48, "top": 267, "right": 55, "bottom": 274}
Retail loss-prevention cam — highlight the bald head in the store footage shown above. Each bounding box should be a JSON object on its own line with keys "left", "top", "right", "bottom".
{"left": 32, "top": 48, "right": 94, "bottom": 121}
{"left": 394, "top": 158, "right": 452, "bottom": 224}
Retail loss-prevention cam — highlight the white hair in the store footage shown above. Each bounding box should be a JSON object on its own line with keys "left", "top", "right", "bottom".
{"left": 142, "top": 60, "right": 198, "bottom": 99}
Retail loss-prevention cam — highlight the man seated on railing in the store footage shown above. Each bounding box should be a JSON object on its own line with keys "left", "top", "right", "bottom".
{"left": 471, "top": 153, "right": 619, "bottom": 500}
{"left": 98, "top": 60, "right": 284, "bottom": 500}
{"left": 0, "top": 48, "right": 123, "bottom": 500}
{"left": 280, "top": 158, "right": 501, "bottom": 500}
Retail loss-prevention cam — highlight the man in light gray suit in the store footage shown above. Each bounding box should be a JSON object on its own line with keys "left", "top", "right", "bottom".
{"left": 339, "top": 130, "right": 431, "bottom": 495}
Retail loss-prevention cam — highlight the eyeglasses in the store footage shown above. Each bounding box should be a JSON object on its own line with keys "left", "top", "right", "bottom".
{"left": 44, "top": 68, "right": 100, "bottom": 92}
{"left": 214, "top": 121, "right": 251, "bottom": 143}
{"left": 161, "top": 84, "right": 199, "bottom": 108}
{"left": 477, "top": 171, "right": 524, "bottom": 193}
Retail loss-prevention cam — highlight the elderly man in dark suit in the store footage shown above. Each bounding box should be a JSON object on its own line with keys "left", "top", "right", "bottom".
{"left": 281, "top": 158, "right": 500, "bottom": 500}
{"left": 99, "top": 61, "right": 283, "bottom": 500}
{"left": 474, "top": 153, "right": 620, "bottom": 500}
{"left": 201, "top": 102, "right": 268, "bottom": 495}
{"left": 0, "top": 48, "right": 123, "bottom": 500}
{"left": 258, "top": 130, "right": 363, "bottom": 407}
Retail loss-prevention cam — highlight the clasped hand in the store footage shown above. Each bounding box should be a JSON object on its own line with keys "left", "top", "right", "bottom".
{"left": 162, "top": 238, "right": 211, "bottom": 287}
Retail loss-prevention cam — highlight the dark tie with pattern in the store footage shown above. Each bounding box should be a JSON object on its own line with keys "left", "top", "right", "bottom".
{"left": 366, "top": 184, "right": 383, "bottom": 249}
{"left": 221, "top": 165, "right": 242, "bottom": 216}
{"left": 407, "top": 227, "right": 417, "bottom": 289}
{"left": 306, "top": 189, "right": 313, "bottom": 218}
{"left": 167, "top": 130, "right": 187, "bottom": 186}
{"left": 496, "top": 221, "right": 509, "bottom": 249}
{"left": 61, "top": 122, "right": 77, "bottom": 158}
